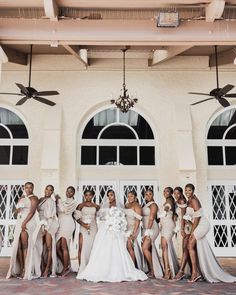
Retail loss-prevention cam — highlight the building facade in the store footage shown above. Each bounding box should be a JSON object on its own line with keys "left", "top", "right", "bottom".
{"left": 0, "top": 54, "right": 235, "bottom": 257}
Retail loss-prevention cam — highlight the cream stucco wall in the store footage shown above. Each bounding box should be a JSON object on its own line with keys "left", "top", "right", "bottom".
{"left": 0, "top": 55, "right": 236, "bottom": 208}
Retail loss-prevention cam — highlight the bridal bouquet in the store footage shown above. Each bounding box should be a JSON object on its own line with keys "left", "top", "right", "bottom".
{"left": 183, "top": 214, "right": 193, "bottom": 222}
{"left": 174, "top": 224, "right": 180, "bottom": 233}
{"left": 158, "top": 210, "right": 167, "bottom": 218}
{"left": 16, "top": 202, "right": 25, "bottom": 219}
{"left": 104, "top": 207, "right": 127, "bottom": 233}
{"left": 16, "top": 202, "right": 25, "bottom": 210}
{"left": 40, "top": 219, "right": 48, "bottom": 227}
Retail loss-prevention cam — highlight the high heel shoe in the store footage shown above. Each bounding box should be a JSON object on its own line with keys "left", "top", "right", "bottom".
{"left": 147, "top": 271, "right": 155, "bottom": 279}
{"left": 173, "top": 270, "right": 185, "bottom": 281}
{"left": 163, "top": 268, "right": 172, "bottom": 280}
{"left": 187, "top": 274, "right": 202, "bottom": 283}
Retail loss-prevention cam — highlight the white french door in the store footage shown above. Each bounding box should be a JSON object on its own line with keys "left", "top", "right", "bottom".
{"left": 77, "top": 180, "right": 159, "bottom": 206}
{"left": 208, "top": 181, "right": 236, "bottom": 257}
{"left": 0, "top": 181, "right": 24, "bottom": 256}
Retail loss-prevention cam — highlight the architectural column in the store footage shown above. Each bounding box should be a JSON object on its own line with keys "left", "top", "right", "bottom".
{"left": 0, "top": 46, "right": 8, "bottom": 82}
{"left": 174, "top": 104, "right": 196, "bottom": 187}
{"left": 41, "top": 104, "right": 62, "bottom": 193}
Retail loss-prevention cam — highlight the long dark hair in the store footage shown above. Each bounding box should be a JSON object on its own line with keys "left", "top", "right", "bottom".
{"left": 127, "top": 190, "right": 139, "bottom": 204}
{"left": 165, "top": 186, "right": 176, "bottom": 218}
{"left": 107, "top": 189, "right": 115, "bottom": 196}
{"left": 174, "top": 186, "right": 187, "bottom": 202}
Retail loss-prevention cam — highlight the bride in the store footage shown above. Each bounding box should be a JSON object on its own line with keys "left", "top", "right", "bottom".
{"left": 76, "top": 189, "right": 147, "bottom": 282}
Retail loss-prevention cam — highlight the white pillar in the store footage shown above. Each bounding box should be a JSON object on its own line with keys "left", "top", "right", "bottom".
{"left": 0, "top": 46, "right": 8, "bottom": 82}
{"left": 41, "top": 104, "right": 62, "bottom": 194}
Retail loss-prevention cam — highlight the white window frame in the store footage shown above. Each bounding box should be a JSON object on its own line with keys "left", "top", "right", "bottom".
{"left": 0, "top": 180, "right": 24, "bottom": 256}
{"left": 206, "top": 106, "right": 236, "bottom": 167}
{"left": 208, "top": 180, "right": 236, "bottom": 257}
{"left": 0, "top": 106, "right": 29, "bottom": 166}
{"left": 79, "top": 107, "right": 157, "bottom": 167}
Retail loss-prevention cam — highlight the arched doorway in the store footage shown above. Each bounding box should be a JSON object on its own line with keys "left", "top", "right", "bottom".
{"left": 77, "top": 107, "right": 159, "bottom": 206}
{"left": 207, "top": 106, "right": 236, "bottom": 256}
{"left": 0, "top": 106, "right": 29, "bottom": 256}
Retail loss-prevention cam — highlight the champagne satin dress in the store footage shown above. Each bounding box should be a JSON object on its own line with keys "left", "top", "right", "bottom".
{"left": 77, "top": 206, "right": 98, "bottom": 274}
{"left": 185, "top": 207, "right": 236, "bottom": 283}
{"left": 36, "top": 197, "right": 59, "bottom": 277}
{"left": 6, "top": 195, "right": 41, "bottom": 280}
{"left": 159, "top": 203, "right": 179, "bottom": 277}
{"left": 142, "top": 201, "right": 163, "bottom": 278}
{"left": 124, "top": 208, "right": 145, "bottom": 270}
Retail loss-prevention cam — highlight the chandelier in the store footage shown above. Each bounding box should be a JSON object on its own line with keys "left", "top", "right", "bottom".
{"left": 111, "top": 48, "right": 138, "bottom": 113}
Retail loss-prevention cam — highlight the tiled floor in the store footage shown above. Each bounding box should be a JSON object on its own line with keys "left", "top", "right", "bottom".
{"left": 0, "top": 258, "right": 235, "bottom": 295}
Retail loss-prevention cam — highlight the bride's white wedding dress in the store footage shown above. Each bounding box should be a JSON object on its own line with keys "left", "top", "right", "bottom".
{"left": 76, "top": 206, "right": 148, "bottom": 282}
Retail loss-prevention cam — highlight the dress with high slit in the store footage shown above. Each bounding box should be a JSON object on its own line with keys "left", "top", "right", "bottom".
{"left": 36, "top": 197, "right": 59, "bottom": 276}
{"left": 6, "top": 195, "right": 41, "bottom": 280}
{"left": 77, "top": 206, "right": 98, "bottom": 273}
{"left": 142, "top": 201, "right": 163, "bottom": 278}
{"left": 56, "top": 197, "right": 78, "bottom": 272}
{"left": 124, "top": 208, "right": 146, "bottom": 271}
{"left": 185, "top": 207, "right": 236, "bottom": 283}
{"left": 159, "top": 203, "right": 179, "bottom": 277}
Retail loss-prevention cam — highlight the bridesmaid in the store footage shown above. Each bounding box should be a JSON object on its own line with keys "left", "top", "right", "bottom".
{"left": 37, "top": 185, "right": 59, "bottom": 278}
{"left": 124, "top": 191, "right": 143, "bottom": 269}
{"left": 159, "top": 187, "right": 179, "bottom": 279}
{"left": 142, "top": 189, "right": 163, "bottom": 278}
{"left": 56, "top": 186, "right": 78, "bottom": 277}
{"left": 185, "top": 183, "right": 236, "bottom": 283}
{"left": 173, "top": 186, "right": 191, "bottom": 280}
{"left": 7, "top": 182, "right": 40, "bottom": 280}
{"left": 76, "top": 190, "right": 99, "bottom": 274}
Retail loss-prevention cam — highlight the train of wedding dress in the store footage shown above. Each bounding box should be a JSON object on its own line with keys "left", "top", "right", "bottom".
{"left": 76, "top": 200, "right": 147, "bottom": 282}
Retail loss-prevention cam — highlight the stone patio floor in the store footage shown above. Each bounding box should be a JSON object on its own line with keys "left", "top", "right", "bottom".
{"left": 0, "top": 257, "right": 235, "bottom": 295}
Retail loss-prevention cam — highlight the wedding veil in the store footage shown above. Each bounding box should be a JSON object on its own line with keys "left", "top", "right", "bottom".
{"left": 100, "top": 189, "right": 124, "bottom": 209}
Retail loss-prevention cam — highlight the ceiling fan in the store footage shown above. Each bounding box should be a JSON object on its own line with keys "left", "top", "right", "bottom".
{"left": 189, "top": 45, "right": 236, "bottom": 107}
{"left": 0, "top": 45, "right": 59, "bottom": 106}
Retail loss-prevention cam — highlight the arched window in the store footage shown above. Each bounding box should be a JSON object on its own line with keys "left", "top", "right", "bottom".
{"left": 0, "top": 107, "right": 29, "bottom": 165}
{"left": 80, "top": 108, "right": 156, "bottom": 166}
{"left": 207, "top": 107, "right": 236, "bottom": 165}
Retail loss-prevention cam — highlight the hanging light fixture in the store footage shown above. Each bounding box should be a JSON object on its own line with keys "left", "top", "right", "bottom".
{"left": 111, "top": 48, "right": 138, "bottom": 113}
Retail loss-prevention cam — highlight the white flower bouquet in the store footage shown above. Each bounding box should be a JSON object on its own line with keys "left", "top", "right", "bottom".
{"left": 83, "top": 218, "right": 92, "bottom": 235}
{"left": 183, "top": 214, "right": 193, "bottom": 222}
{"left": 158, "top": 210, "right": 167, "bottom": 218}
{"left": 174, "top": 224, "right": 180, "bottom": 233}
{"left": 143, "top": 229, "right": 154, "bottom": 238}
{"left": 40, "top": 219, "right": 48, "bottom": 227}
{"left": 125, "top": 230, "right": 132, "bottom": 238}
{"left": 104, "top": 207, "right": 127, "bottom": 233}
{"left": 16, "top": 202, "right": 25, "bottom": 210}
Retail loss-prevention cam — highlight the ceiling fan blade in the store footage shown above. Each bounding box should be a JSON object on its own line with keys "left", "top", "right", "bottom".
{"left": 0, "top": 92, "right": 23, "bottom": 96}
{"left": 16, "top": 97, "right": 28, "bottom": 105}
{"left": 34, "top": 91, "right": 59, "bottom": 96}
{"left": 219, "top": 84, "right": 234, "bottom": 95}
{"left": 224, "top": 93, "right": 236, "bottom": 98}
{"left": 15, "top": 83, "right": 29, "bottom": 95}
{"left": 33, "top": 96, "right": 56, "bottom": 106}
{"left": 218, "top": 97, "right": 230, "bottom": 107}
{"left": 191, "top": 97, "right": 215, "bottom": 105}
{"left": 188, "top": 92, "right": 210, "bottom": 96}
